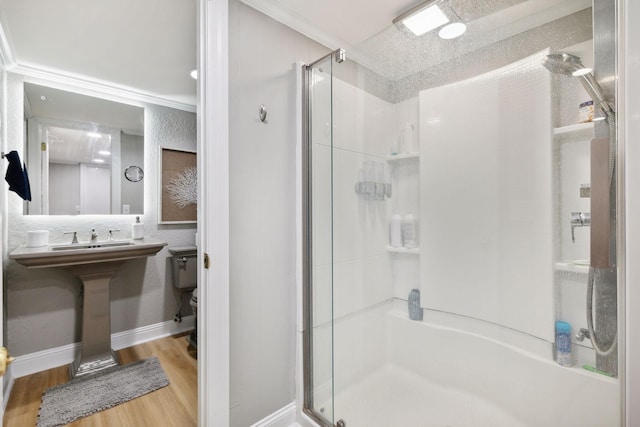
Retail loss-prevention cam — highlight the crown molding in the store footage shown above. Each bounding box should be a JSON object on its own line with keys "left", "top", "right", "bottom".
{"left": 0, "top": 14, "right": 16, "bottom": 67}
{"left": 12, "top": 62, "right": 196, "bottom": 113}
{"left": 239, "top": 0, "right": 350, "bottom": 53}
{"left": 0, "top": 19, "right": 195, "bottom": 112}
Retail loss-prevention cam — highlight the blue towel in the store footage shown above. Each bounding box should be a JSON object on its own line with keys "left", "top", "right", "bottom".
{"left": 4, "top": 150, "right": 31, "bottom": 201}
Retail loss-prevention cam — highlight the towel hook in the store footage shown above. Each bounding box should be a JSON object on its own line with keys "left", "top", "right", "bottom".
{"left": 259, "top": 104, "right": 267, "bottom": 123}
{"left": 1, "top": 152, "right": 6, "bottom": 159}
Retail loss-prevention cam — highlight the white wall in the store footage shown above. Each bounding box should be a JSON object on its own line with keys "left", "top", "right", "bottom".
{"left": 3, "top": 72, "right": 197, "bottom": 356}
{"left": 228, "top": 2, "right": 327, "bottom": 426}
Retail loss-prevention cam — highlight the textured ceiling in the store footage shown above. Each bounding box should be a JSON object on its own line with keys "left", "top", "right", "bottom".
{"left": 349, "top": 0, "right": 592, "bottom": 80}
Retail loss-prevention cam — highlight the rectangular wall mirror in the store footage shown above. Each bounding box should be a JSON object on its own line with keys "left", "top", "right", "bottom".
{"left": 24, "top": 82, "right": 145, "bottom": 215}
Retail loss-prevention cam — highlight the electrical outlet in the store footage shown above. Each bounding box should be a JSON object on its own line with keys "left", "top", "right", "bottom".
{"left": 122, "top": 204, "right": 130, "bottom": 214}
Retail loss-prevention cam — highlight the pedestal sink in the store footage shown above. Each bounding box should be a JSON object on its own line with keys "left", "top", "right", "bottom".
{"left": 9, "top": 237, "right": 167, "bottom": 378}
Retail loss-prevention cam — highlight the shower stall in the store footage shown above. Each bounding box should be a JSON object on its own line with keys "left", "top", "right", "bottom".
{"left": 302, "top": 0, "right": 621, "bottom": 426}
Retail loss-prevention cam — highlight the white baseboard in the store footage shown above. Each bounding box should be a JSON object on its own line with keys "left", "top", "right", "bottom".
{"left": 3, "top": 315, "right": 194, "bottom": 409}
{"left": 249, "top": 401, "right": 297, "bottom": 427}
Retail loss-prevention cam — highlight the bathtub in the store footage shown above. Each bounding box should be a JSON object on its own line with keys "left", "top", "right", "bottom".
{"left": 319, "top": 300, "right": 620, "bottom": 427}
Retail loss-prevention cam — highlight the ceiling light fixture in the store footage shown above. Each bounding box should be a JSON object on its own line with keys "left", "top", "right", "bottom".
{"left": 190, "top": 69, "right": 198, "bottom": 80}
{"left": 94, "top": 159, "right": 105, "bottom": 163}
{"left": 87, "top": 132, "right": 102, "bottom": 138}
{"left": 98, "top": 150, "right": 111, "bottom": 156}
{"left": 393, "top": 1, "right": 449, "bottom": 36}
{"left": 438, "top": 22, "right": 467, "bottom": 39}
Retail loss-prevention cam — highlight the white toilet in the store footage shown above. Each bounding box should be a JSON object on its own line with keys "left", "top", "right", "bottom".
{"left": 169, "top": 246, "right": 198, "bottom": 349}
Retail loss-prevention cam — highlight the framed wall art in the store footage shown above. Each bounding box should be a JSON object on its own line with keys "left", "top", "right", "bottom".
{"left": 159, "top": 147, "right": 197, "bottom": 224}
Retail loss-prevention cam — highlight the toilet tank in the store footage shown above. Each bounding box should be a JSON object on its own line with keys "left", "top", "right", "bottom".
{"left": 169, "top": 246, "right": 198, "bottom": 289}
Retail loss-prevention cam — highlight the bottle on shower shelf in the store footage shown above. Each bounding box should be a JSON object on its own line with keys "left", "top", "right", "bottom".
{"left": 555, "top": 321, "right": 573, "bottom": 367}
{"left": 390, "top": 214, "right": 403, "bottom": 248}
{"left": 402, "top": 213, "right": 418, "bottom": 249}
{"left": 399, "top": 122, "right": 415, "bottom": 154}
{"left": 408, "top": 289, "right": 423, "bottom": 321}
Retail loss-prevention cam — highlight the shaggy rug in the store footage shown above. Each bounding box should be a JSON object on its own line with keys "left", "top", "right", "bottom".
{"left": 37, "top": 357, "right": 169, "bottom": 427}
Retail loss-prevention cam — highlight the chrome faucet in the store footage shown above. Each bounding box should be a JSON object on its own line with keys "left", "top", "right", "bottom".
{"left": 64, "top": 231, "right": 79, "bottom": 244}
{"left": 90, "top": 229, "right": 98, "bottom": 243}
{"left": 570, "top": 212, "right": 590, "bottom": 243}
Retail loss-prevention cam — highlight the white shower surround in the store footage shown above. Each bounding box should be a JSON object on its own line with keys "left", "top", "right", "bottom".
{"left": 327, "top": 302, "right": 619, "bottom": 426}
{"left": 302, "top": 51, "right": 617, "bottom": 426}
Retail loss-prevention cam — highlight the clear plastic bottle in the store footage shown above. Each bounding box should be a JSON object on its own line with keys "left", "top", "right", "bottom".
{"left": 555, "top": 321, "right": 572, "bottom": 367}
{"left": 402, "top": 213, "right": 418, "bottom": 249}
{"left": 408, "top": 289, "right": 423, "bottom": 321}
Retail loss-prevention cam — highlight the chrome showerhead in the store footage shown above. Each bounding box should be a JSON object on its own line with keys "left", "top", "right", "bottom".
{"left": 542, "top": 52, "right": 615, "bottom": 117}
{"left": 541, "top": 53, "right": 585, "bottom": 76}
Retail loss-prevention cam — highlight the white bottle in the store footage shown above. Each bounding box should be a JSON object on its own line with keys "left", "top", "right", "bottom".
{"left": 389, "top": 214, "right": 403, "bottom": 248}
{"left": 399, "top": 123, "right": 415, "bottom": 154}
{"left": 402, "top": 213, "right": 418, "bottom": 249}
{"left": 390, "top": 138, "right": 399, "bottom": 155}
{"left": 132, "top": 216, "right": 144, "bottom": 240}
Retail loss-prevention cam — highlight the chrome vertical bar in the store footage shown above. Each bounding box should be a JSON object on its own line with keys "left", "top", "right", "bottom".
{"left": 593, "top": 0, "right": 619, "bottom": 376}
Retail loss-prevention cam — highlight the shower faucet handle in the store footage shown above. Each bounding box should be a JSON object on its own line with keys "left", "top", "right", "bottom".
{"left": 576, "top": 328, "right": 590, "bottom": 342}
{"left": 570, "top": 212, "right": 590, "bottom": 243}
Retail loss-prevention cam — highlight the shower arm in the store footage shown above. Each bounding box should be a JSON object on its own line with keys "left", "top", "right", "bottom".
{"left": 577, "top": 73, "right": 615, "bottom": 116}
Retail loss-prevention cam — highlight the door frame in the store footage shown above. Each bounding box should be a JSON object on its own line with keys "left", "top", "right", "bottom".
{"left": 198, "top": 0, "right": 230, "bottom": 425}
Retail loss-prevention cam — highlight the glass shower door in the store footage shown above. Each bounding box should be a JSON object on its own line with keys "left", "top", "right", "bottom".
{"left": 304, "top": 50, "right": 343, "bottom": 426}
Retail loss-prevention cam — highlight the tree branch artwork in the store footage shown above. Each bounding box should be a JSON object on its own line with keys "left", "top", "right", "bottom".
{"left": 166, "top": 166, "right": 197, "bottom": 208}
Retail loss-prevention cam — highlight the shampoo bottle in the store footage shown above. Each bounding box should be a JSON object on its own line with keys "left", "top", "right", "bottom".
{"left": 402, "top": 213, "right": 418, "bottom": 249}
{"left": 390, "top": 214, "right": 403, "bottom": 248}
{"left": 132, "top": 216, "right": 144, "bottom": 240}
{"left": 408, "top": 289, "right": 423, "bottom": 321}
{"left": 555, "top": 321, "right": 572, "bottom": 367}
{"left": 399, "top": 123, "right": 415, "bottom": 154}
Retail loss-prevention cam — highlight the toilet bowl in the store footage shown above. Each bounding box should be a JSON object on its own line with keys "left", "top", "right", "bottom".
{"left": 169, "top": 246, "right": 197, "bottom": 349}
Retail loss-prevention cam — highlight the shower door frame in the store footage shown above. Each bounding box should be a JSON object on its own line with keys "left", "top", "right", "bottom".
{"left": 302, "top": 48, "right": 346, "bottom": 427}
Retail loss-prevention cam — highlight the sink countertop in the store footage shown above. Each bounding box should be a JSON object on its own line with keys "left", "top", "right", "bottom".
{"left": 9, "top": 237, "right": 168, "bottom": 268}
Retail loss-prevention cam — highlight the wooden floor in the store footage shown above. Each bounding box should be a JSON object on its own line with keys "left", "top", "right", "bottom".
{"left": 3, "top": 333, "right": 197, "bottom": 427}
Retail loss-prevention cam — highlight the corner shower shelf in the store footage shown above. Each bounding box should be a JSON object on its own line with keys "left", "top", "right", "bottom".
{"left": 386, "top": 153, "right": 419, "bottom": 162}
{"left": 553, "top": 122, "right": 595, "bottom": 138}
{"left": 554, "top": 261, "right": 589, "bottom": 274}
{"left": 387, "top": 246, "right": 420, "bottom": 255}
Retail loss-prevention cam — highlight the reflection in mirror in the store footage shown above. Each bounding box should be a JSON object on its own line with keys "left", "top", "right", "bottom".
{"left": 125, "top": 165, "right": 144, "bottom": 183}
{"left": 24, "top": 82, "right": 144, "bottom": 215}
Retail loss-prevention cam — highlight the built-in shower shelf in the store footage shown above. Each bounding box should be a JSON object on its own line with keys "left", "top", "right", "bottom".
{"left": 554, "top": 261, "right": 589, "bottom": 274}
{"left": 553, "top": 122, "right": 595, "bottom": 138}
{"left": 387, "top": 153, "right": 419, "bottom": 162}
{"left": 387, "top": 246, "right": 420, "bottom": 255}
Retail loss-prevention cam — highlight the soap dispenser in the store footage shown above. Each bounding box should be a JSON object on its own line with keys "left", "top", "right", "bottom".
{"left": 132, "top": 216, "right": 144, "bottom": 240}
